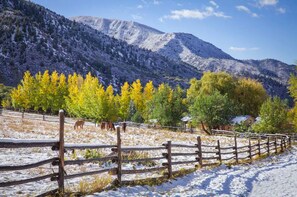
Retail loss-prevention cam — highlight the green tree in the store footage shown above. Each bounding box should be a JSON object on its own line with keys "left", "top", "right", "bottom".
{"left": 0, "top": 84, "right": 12, "bottom": 108}
{"left": 234, "top": 78, "right": 268, "bottom": 117}
{"left": 189, "top": 91, "right": 235, "bottom": 134}
{"left": 252, "top": 97, "right": 291, "bottom": 133}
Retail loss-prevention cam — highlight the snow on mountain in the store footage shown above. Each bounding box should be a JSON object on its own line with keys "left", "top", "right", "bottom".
{"left": 72, "top": 16, "right": 296, "bottom": 101}
{"left": 71, "top": 16, "right": 233, "bottom": 61}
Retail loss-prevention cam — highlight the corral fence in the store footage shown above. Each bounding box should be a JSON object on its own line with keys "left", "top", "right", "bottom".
{"left": 0, "top": 111, "right": 292, "bottom": 195}
{"left": 212, "top": 129, "right": 297, "bottom": 143}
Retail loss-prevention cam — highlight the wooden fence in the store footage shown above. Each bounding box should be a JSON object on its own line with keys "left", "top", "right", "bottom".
{"left": 0, "top": 111, "right": 292, "bottom": 195}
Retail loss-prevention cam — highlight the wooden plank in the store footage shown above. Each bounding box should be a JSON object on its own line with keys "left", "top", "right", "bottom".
{"left": 116, "top": 127, "right": 122, "bottom": 184}
{"left": 251, "top": 153, "right": 259, "bottom": 157}
{"left": 116, "top": 146, "right": 166, "bottom": 151}
{"left": 197, "top": 137, "right": 202, "bottom": 166}
{"left": 0, "top": 157, "right": 58, "bottom": 171}
{"left": 221, "top": 156, "right": 234, "bottom": 161}
{"left": 0, "top": 173, "right": 57, "bottom": 187}
{"left": 167, "top": 141, "right": 172, "bottom": 179}
{"left": 249, "top": 138, "right": 252, "bottom": 160}
{"left": 217, "top": 140, "right": 222, "bottom": 164}
{"left": 122, "top": 156, "right": 165, "bottom": 163}
{"left": 267, "top": 137, "right": 270, "bottom": 155}
{"left": 58, "top": 110, "right": 65, "bottom": 193}
{"left": 202, "top": 156, "right": 219, "bottom": 160}
{"left": 200, "top": 151, "right": 218, "bottom": 154}
{"left": 165, "top": 152, "right": 197, "bottom": 157}
{"left": 64, "top": 144, "right": 116, "bottom": 149}
{"left": 220, "top": 151, "right": 235, "bottom": 155}
{"left": 171, "top": 144, "right": 197, "bottom": 148}
{"left": 65, "top": 168, "right": 113, "bottom": 180}
{"left": 0, "top": 139, "right": 58, "bottom": 148}
{"left": 238, "top": 156, "right": 250, "bottom": 160}
{"left": 64, "top": 156, "right": 118, "bottom": 166}
{"left": 234, "top": 136, "right": 238, "bottom": 164}
{"left": 121, "top": 167, "right": 167, "bottom": 174}
{"left": 236, "top": 145, "right": 250, "bottom": 149}
{"left": 237, "top": 150, "right": 249, "bottom": 154}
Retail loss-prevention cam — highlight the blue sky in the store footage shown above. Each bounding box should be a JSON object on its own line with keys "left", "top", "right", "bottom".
{"left": 31, "top": 0, "right": 297, "bottom": 65}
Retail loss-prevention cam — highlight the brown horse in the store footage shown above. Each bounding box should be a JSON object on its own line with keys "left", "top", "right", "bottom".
{"left": 122, "top": 122, "right": 127, "bottom": 132}
{"left": 74, "top": 120, "right": 84, "bottom": 130}
{"left": 108, "top": 122, "right": 115, "bottom": 131}
{"left": 100, "top": 122, "right": 106, "bottom": 130}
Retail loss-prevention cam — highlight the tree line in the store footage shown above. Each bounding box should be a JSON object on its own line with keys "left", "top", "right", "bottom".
{"left": 1, "top": 70, "right": 296, "bottom": 134}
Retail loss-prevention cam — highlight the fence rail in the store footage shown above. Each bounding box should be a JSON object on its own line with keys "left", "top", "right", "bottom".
{"left": 0, "top": 110, "right": 293, "bottom": 195}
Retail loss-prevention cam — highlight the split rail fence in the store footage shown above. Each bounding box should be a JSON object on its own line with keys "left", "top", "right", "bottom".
{"left": 0, "top": 110, "right": 292, "bottom": 195}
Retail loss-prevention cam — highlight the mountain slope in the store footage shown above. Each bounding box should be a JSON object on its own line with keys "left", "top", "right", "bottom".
{"left": 0, "top": 0, "right": 200, "bottom": 89}
{"left": 71, "top": 16, "right": 296, "bottom": 100}
{"left": 71, "top": 16, "right": 233, "bottom": 61}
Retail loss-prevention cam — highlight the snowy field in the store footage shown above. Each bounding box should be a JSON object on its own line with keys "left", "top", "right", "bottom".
{"left": 0, "top": 111, "right": 296, "bottom": 196}
{"left": 90, "top": 146, "right": 297, "bottom": 197}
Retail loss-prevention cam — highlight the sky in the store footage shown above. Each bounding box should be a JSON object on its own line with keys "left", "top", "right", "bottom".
{"left": 31, "top": 0, "right": 297, "bottom": 65}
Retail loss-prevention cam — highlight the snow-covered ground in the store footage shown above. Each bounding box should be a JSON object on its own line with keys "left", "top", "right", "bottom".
{"left": 89, "top": 146, "right": 297, "bottom": 197}
{"left": 0, "top": 111, "right": 296, "bottom": 196}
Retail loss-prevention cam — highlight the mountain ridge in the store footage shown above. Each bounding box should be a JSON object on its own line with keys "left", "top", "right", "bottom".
{"left": 0, "top": 0, "right": 295, "bottom": 102}
{"left": 71, "top": 16, "right": 295, "bottom": 101}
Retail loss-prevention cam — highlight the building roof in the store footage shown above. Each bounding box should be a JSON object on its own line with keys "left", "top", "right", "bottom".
{"left": 181, "top": 116, "right": 192, "bottom": 122}
{"left": 231, "top": 115, "right": 252, "bottom": 125}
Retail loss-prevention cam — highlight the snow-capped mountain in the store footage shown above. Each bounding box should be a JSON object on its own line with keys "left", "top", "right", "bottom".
{"left": 0, "top": 0, "right": 295, "bottom": 101}
{"left": 71, "top": 16, "right": 296, "bottom": 101}
{"left": 0, "top": 0, "right": 200, "bottom": 89}
{"left": 71, "top": 16, "right": 233, "bottom": 61}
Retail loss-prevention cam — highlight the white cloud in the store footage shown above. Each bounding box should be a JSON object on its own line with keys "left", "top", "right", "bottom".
{"left": 230, "top": 46, "right": 259, "bottom": 52}
{"left": 259, "top": 0, "right": 278, "bottom": 6}
{"left": 210, "top": 1, "right": 219, "bottom": 9}
{"left": 236, "top": 5, "right": 259, "bottom": 17}
{"left": 160, "top": 7, "right": 231, "bottom": 21}
{"left": 137, "top": 5, "right": 143, "bottom": 9}
{"left": 153, "top": 0, "right": 160, "bottom": 5}
{"left": 131, "top": 14, "right": 142, "bottom": 20}
{"left": 277, "top": 7, "right": 286, "bottom": 14}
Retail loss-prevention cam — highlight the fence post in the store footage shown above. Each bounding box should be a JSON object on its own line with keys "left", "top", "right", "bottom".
{"left": 43, "top": 114, "right": 45, "bottom": 121}
{"left": 166, "top": 141, "right": 173, "bottom": 179}
{"left": 258, "top": 138, "right": 261, "bottom": 156}
{"left": 267, "top": 137, "right": 270, "bottom": 155}
{"left": 280, "top": 137, "right": 284, "bottom": 152}
{"left": 197, "top": 136, "right": 202, "bottom": 167}
{"left": 274, "top": 137, "right": 277, "bottom": 154}
{"left": 22, "top": 111, "right": 24, "bottom": 119}
{"left": 116, "top": 126, "right": 122, "bottom": 184}
{"left": 58, "top": 110, "right": 65, "bottom": 194}
{"left": 283, "top": 137, "right": 287, "bottom": 149}
{"left": 248, "top": 138, "right": 252, "bottom": 160}
{"left": 217, "top": 140, "right": 222, "bottom": 164}
{"left": 234, "top": 135, "right": 238, "bottom": 164}
{"left": 289, "top": 136, "right": 292, "bottom": 147}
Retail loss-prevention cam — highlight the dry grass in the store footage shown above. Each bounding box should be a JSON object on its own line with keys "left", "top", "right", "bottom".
{"left": 67, "top": 175, "right": 113, "bottom": 195}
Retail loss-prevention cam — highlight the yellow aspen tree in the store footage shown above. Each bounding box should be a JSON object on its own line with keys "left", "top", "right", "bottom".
{"left": 143, "top": 81, "right": 154, "bottom": 122}
{"left": 119, "top": 82, "right": 130, "bottom": 120}
{"left": 130, "top": 79, "right": 144, "bottom": 113}
{"left": 39, "top": 70, "right": 51, "bottom": 112}
{"left": 105, "top": 85, "right": 117, "bottom": 121}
